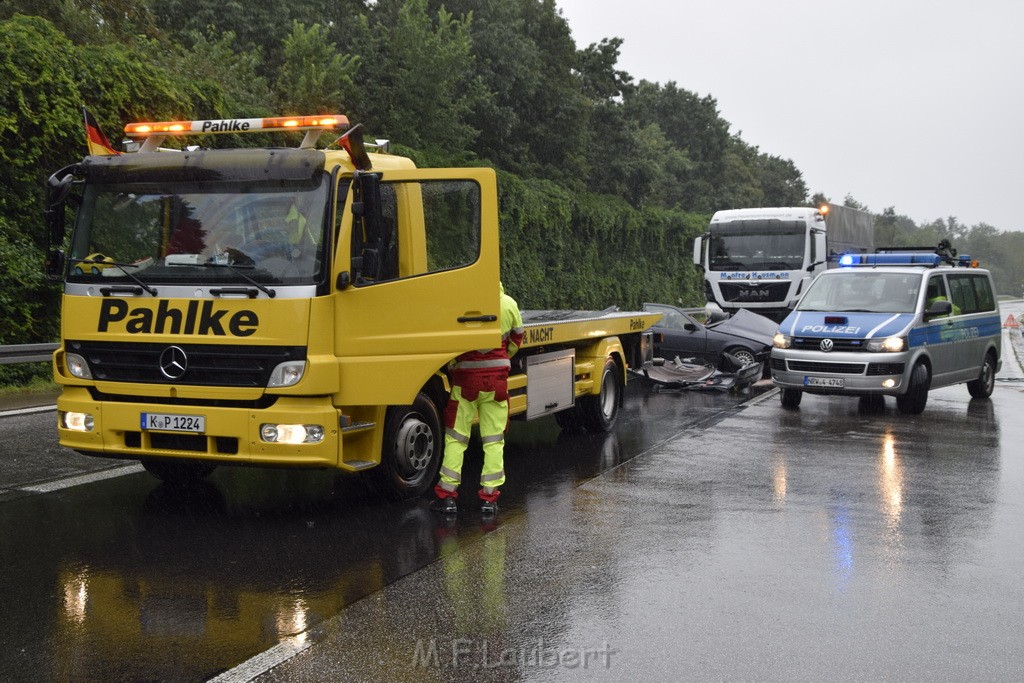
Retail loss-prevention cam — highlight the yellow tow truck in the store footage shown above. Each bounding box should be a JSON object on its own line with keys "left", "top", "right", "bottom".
{"left": 44, "top": 114, "right": 660, "bottom": 498}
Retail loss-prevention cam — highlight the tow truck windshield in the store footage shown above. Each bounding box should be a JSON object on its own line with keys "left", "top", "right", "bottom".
{"left": 67, "top": 176, "right": 330, "bottom": 287}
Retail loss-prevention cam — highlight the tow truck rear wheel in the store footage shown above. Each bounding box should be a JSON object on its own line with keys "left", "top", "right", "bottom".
{"left": 896, "top": 362, "right": 930, "bottom": 414}
{"left": 780, "top": 388, "right": 802, "bottom": 409}
{"left": 142, "top": 460, "right": 217, "bottom": 485}
{"left": 580, "top": 357, "right": 622, "bottom": 433}
{"left": 967, "top": 352, "right": 996, "bottom": 399}
{"left": 373, "top": 392, "right": 442, "bottom": 500}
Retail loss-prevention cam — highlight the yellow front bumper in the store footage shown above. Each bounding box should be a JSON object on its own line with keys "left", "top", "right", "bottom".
{"left": 56, "top": 387, "right": 343, "bottom": 469}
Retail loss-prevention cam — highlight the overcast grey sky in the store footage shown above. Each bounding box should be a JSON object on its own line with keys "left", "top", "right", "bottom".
{"left": 556, "top": 0, "right": 1024, "bottom": 232}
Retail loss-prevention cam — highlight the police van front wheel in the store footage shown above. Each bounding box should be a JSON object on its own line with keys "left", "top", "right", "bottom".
{"left": 896, "top": 362, "right": 930, "bottom": 414}
{"left": 780, "top": 388, "right": 802, "bottom": 409}
{"left": 967, "top": 352, "right": 996, "bottom": 399}
{"left": 373, "top": 392, "right": 442, "bottom": 500}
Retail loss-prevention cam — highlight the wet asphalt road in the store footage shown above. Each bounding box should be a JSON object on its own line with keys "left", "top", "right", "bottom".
{"left": 2, "top": 304, "right": 1023, "bottom": 681}
{"left": 0, "top": 371, "right": 755, "bottom": 681}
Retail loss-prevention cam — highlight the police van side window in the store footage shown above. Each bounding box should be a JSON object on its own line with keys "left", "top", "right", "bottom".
{"left": 948, "top": 273, "right": 994, "bottom": 314}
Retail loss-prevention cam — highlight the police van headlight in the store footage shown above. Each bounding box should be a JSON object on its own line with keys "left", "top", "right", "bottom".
{"left": 866, "top": 336, "right": 906, "bottom": 353}
{"left": 65, "top": 353, "right": 93, "bottom": 379}
{"left": 267, "top": 360, "right": 306, "bottom": 387}
{"left": 773, "top": 333, "right": 792, "bottom": 349}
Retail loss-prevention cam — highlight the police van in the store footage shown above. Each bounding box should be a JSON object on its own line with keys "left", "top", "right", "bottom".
{"left": 770, "top": 245, "right": 1001, "bottom": 414}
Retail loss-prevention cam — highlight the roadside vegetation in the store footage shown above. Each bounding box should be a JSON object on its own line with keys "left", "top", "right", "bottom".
{"left": 2, "top": 0, "right": 1022, "bottom": 387}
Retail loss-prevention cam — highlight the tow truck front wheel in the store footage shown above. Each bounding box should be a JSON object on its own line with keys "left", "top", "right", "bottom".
{"left": 373, "top": 392, "right": 442, "bottom": 500}
{"left": 142, "top": 460, "right": 217, "bottom": 486}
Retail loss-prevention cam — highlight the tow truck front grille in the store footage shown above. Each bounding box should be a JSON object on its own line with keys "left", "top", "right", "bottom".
{"left": 67, "top": 340, "right": 304, "bottom": 387}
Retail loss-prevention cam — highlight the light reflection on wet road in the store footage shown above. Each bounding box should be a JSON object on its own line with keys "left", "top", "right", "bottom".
{"left": 0, "top": 379, "right": 753, "bottom": 681}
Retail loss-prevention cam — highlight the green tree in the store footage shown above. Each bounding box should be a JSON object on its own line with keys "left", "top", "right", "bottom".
{"left": 276, "top": 21, "right": 359, "bottom": 114}
{"left": 353, "top": 0, "right": 488, "bottom": 160}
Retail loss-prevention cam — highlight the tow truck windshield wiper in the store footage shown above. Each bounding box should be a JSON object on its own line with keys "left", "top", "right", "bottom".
{"left": 71, "top": 257, "right": 158, "bottom": 296}
{"left": 196, "top": 261, "right": 277, "bottom": 298}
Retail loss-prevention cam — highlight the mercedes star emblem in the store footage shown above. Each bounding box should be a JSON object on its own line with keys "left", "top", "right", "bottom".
{"left": 159, "top": 345, "right": 188, "bottom": 379}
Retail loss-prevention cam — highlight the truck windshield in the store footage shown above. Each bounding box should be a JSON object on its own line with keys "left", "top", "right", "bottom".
{"left": 708, "top": 220, "right": 805, "bottom": 271}
{"left": 797, "top": 272, "right": 923, "bottom": 314}
{"left": 67, "top": 176, "right": 330, "bottom": 287}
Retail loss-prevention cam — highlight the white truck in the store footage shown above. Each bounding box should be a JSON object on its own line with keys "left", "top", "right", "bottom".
{"left": 692, "top": 203, "right": 874, "bottom": 322}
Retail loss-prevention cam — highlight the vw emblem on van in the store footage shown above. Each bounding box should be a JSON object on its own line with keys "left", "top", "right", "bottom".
{"left": 159, "top": 345, "right": 188, "bottom": 379}
{"left": 819, "top": 339, "right": 834, "bottom": 352}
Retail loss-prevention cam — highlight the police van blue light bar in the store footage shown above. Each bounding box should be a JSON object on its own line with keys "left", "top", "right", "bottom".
{"left": 837, "top": 252, "right": 977, "bottom": 268}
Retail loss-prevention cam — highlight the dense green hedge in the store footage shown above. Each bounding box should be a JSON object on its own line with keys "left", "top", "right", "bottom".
{"left": 497, "top": 171, "right": 706, "bottom": 311}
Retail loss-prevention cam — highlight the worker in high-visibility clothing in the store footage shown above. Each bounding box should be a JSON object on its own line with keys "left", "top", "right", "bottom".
{"left": 432, "top": 283, "right": 524, "bottom": 515}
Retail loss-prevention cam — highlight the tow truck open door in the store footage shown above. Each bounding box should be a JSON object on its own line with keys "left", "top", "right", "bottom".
{"left": 332, "top": 167, "right": 501, "bottom": 404}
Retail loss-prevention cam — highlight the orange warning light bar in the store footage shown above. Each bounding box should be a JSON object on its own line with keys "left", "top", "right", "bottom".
{"left": 124, "top": 115, "right": 349, "bottom": 137}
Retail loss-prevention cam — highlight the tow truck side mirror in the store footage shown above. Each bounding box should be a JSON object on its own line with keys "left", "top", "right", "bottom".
{"left": 44, "top": 250, "right": 66, "bottom": 282}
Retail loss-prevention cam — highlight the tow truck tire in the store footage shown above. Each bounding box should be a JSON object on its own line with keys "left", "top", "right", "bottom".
{"left": 780, "top": 388, "right": 802, "bottom": 409}
{"left": 967, "top": 352, "right": 996, "bottom": 399}
{"left": 896, "top": 362, "right": 930, "bottom": 414}
{"left": 580, "top": 357, "right": 622, "bottom": 433}
{"left": 373, "top": 392, "right": 442, "bottom": 500}
{"left": 142, "top": 460, "right": 217, "bottom": 485}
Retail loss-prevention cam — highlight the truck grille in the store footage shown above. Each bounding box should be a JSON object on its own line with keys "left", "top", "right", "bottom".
{"left": 718, "top": 282, "right": 790, "bottom": 303}
{"left": 67, "top": 340, "right": 305, "bottom": 387}
{"left": 785, "top": 360, "right": 866, "bottom": 375}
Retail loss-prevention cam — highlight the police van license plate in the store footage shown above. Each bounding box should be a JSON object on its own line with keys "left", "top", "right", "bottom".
{"left": 804, "top": 376, "right": 844, "bottom": 388}
{"left": 141, "top": 412, "right": 206, "bottom": 433}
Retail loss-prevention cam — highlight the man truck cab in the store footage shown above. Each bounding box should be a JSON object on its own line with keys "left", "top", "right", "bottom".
{"left": 770, "top": 246, "right": 1001, "bottom": 414}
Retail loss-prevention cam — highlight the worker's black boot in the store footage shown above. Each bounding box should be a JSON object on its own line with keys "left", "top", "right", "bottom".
{"left": 430, "top": 495, "right": 457, "bottom": 514}
{"left": 479, "top": 488, "right": 500, "bottom": 516}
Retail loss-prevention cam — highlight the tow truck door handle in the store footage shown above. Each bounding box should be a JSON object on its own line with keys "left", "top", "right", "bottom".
{"left": 458, "top": 314, "right": 498, "bottom": 323}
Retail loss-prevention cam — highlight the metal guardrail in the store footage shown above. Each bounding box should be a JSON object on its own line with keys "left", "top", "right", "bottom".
{"left": 0, "top": 343, "right": 58, "bottom": 365}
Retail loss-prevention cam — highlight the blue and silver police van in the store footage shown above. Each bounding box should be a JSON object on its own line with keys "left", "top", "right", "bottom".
{"left": 770, "top": 245, "right": 1001, "bottom": 414}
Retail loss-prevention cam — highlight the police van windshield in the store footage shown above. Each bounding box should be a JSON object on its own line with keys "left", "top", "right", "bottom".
{"left": 797, "top": 271, "right": 923, "bottom": 314}
{"left": 67, "top": 176, "right": 330, "bottom": 287}
{"left": 708, "top": 220, "right": 805, "bottom": 271}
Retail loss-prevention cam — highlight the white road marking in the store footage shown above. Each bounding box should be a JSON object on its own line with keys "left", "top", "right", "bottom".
{"left": 20, "top": 464, "right": 145, "bottom": 493}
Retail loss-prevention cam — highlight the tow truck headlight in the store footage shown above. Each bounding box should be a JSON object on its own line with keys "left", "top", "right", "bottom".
{"left": 866, "top": 336, "right": 906, "bottom": 353}
{"left": 61, "top": 411, "right": 94, "bottom": 431}
{"left": 267, "top": 360, "right": 306, "bottom": 388}
{"left": 66, "top": 353, "right": 93, "bottom": 379}
{"left": 773, "top": 333, "right": 792, "bottom": 349}
{"left": 260, "top": 423, "right": 325, "bottom": 444}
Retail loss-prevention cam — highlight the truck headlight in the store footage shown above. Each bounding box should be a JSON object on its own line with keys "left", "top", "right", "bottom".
{"left": 61, "top": 411, "right": 94, "bottom": 431}
{"left": 866, "top": 336, "right": 906, "bottom": 352}
{"left": 773, "top": 333, "right": 792, "bottom": 349}
{"left": 66, "top": 353, "right": 93, "bottom": 379}
{"left": 260, "top": 423, "right": 325, "bottom": 444}
{"left": 267, "top": 360, "right": 306, "bottom": 388}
